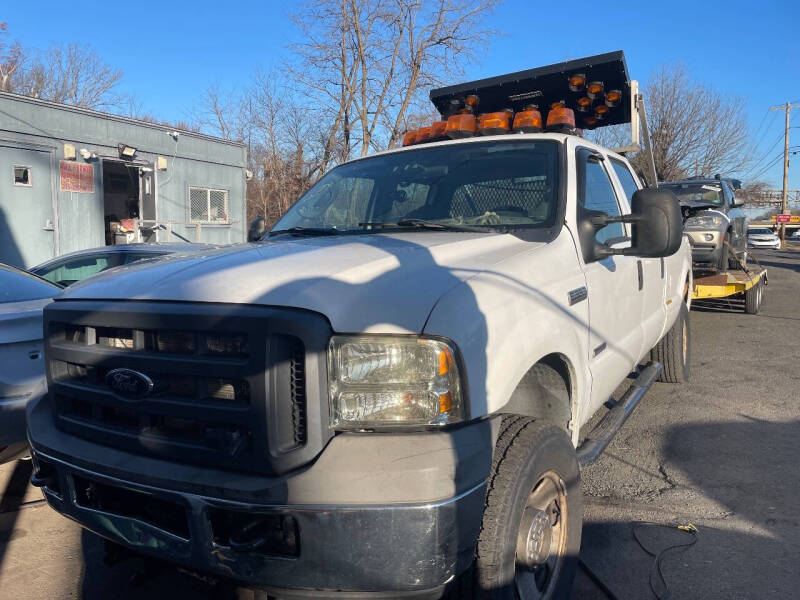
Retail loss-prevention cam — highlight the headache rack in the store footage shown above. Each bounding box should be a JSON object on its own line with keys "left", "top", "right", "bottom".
{"left": 416, "top": 51, "right": 659, "bottom": 187}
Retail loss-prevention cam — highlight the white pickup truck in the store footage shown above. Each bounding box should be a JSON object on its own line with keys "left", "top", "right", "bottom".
{"left": 28, "top": 53, "right": 691, "bottom": 600}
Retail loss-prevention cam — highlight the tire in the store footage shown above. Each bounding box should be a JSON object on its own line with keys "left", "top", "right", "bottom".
{"left": 718, "top": 233, "right": 730, "bottom": 272}
{"left": 744, "top": 278, "right": 763, "bottom": 314}
{"left": 465, "top": 416, "right": 582, "bottom": 600}
{"left": 651, "top": 302, "right": 691, "bottom": 383}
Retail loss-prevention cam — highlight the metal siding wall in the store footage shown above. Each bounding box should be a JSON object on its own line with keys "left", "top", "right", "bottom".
{"left": 0, "top": 93, "right": 247, "bottom": 261}
{"left": 156, "top": 157, "right": 246, "bottom": 245}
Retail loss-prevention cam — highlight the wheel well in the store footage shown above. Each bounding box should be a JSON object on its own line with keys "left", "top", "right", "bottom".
{"left": 499, "top": 354, "right": 573, "bottom": 431}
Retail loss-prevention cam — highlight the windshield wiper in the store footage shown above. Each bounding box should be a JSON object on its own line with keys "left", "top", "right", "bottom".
{"left": 268, "top": 226, "right": 340, "bottom": 237}
{"left": 359, "top": 219, "right": 491, "bottom": 233}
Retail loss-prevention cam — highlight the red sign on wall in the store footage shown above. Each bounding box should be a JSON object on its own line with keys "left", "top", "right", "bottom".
{"left": 59, "top": 160, "right": 94, "bottom": 193}
{"left": 776, "top": 214, "right": 792, "bottom": 224}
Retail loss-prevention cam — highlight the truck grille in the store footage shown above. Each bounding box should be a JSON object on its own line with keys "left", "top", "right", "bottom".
{"left": 44, "top": 301, "right": 331, "bottom": 475}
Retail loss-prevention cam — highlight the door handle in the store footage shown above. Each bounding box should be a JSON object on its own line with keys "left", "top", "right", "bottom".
{"left": 637, "top": 260, "right": 643, "bottom": 291}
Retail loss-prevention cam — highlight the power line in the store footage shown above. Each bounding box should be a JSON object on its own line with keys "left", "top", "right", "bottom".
{"left": 768, "top": 101, "right": 800, "bottom": 242}
{"left": 752, "top": 110, "right": 779, "bottom": 148}
{"left": 742, "top": 131, "right": 785, "bottom": 177}
{"left": 749, "top": 153, "right": 784, "bottom": 181}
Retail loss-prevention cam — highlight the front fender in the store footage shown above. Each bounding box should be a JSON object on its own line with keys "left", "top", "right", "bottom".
{"left": 423, "top": 233, "right": 591, "bottom": 445}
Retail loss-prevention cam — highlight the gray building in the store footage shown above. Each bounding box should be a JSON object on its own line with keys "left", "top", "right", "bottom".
{"left": 0, "top": 91, "right": 248, "bottom": 268}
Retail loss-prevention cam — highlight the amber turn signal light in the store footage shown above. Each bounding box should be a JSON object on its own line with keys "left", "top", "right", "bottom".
{"left": 416, "top": 126, "right": 433, "bottom": 144}
{"left": 568, "top": 73, "right": 586, "bottom": 92}
{"left": 594, "top": 104, "right": 610, "bottom": 117}
{"left": 546, "top": 106, "right": 576, "bottom": 133}
{"left": 402, "top": 130, "right": 418, "bottom": 147}
{"left": 445, "top": 113, "right": 477, "bottom": 139}
{"left": 587, "top": 81, "right": 604, "bottom": 100}
{"left": 465, "top": 94, "right": 480, "bottom": 109}
{"left": 583, "top": 116, "right": 599, "bottom": 128}
{"left": 605, "top": 89, "right": 622, "bottom": 107}
{"left": 430, "top": 120, "right": 448, "bottom": 140}
{"left": 513, "top": 106, "right": 543, "bottom": 133}
{"left": 576, "top": 97, "right": 593, "bottom": 112}
{"left": 477, "top": 109, "right": 513, "bottom": 135}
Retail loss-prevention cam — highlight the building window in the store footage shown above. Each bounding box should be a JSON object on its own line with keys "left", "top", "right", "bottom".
{"left": 189, "top": 187, "right": 229, "bottom": 223}
{"left": 14, "top": 166, "right": 32, "bottom": 187}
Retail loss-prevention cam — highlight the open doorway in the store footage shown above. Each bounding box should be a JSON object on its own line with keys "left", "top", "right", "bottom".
{"left": 101, "top": 160, "right": 140, "bottom": 245}
{"left": 101, "top": 160, "right": 157, "bottom": 245}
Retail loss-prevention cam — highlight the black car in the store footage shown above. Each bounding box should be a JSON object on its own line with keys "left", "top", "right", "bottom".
{"left": 661, "top": 176, "right": 747, "bottom": 271}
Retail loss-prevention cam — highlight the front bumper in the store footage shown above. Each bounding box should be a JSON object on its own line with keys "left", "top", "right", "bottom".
{"left": 28, "top": 391, "right": 494, "bottom": 598}
{"left": 748, "top": 239, "right": 781, "bottom": 249}
{"left": 685, "top": 229, "right": 724, "bottom": 266}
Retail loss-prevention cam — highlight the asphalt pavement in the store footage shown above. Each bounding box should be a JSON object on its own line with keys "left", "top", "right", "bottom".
{"left": 0, "top": 245, "right": 798, "bottom": 600}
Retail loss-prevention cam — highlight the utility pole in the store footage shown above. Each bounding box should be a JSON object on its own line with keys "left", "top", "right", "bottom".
{"left": 770, "top": 102, "right": 800, "bottom": 243}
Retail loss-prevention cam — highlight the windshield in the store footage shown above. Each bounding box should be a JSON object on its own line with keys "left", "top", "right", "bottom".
{"left": 0, "top": 265, "right": 58, "bottom": 303}
{"left": 749, "top": 228, "right": 773, "bottom": 235}
{"left": 272, "top": 141, "right": 560, "bottom": 233}
{"left": 662, "top": 183, "right": 723, "bottom": 206}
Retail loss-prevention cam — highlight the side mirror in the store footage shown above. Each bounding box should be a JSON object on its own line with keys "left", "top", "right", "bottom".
{"left": 732, "top": 197, "right": 744, "bottom": 207}
{"left": 577, "top": 188, "right": 683, "bottom": 262}
{"left": 626, "top": 188, "right": 684, "bottom": 257}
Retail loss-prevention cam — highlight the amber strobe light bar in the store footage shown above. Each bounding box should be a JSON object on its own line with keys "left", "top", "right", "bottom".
{"left": 429, "top": 51, "right": 631, "bottom": 132}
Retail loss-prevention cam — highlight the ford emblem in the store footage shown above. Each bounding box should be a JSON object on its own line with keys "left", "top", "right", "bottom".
{"left": 105, "top": 368, "right": 154, "bottom": 399}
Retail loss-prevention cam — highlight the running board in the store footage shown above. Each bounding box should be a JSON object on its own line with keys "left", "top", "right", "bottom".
{"left": 576, "top": 361, "right": 662, "bottom": 468}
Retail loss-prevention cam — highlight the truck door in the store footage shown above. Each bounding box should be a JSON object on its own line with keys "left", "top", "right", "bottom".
{"left": 608, "top": 158, "right": 666, "bottom": 350}
{"left": 575, "top": 147, "right": 644, "bottom": 414}
{"left": 0, "top": 144, "right": 55, "bottom": 268}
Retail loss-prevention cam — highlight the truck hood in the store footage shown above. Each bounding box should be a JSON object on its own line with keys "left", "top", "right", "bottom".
{"left": 62, "top": 232, "right": 532, "bottom": 333}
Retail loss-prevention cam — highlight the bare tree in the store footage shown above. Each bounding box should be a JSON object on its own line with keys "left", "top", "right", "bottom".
{"left": 290, "top": 0, "right": 499, "bottom": 166}
{"left": 16, "top": 43, "right": 123, "bottom": 109}
{"left": 588, "top": 64, "right": 752, "bottom": 182}
{"left": 0, "top": 22, "right": 22, "bottom": 92}
{"left": 192, "top": 84, "right": 251, "bottom": 142}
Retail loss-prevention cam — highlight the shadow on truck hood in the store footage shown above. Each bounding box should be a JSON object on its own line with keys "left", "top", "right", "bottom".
{"left": 62, "top": 232, "right": 532, "bottom": 333}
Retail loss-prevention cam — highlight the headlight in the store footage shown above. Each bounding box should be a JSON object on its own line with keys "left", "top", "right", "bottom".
{"left": 684, "top": 215, "right": 723, "bottom": 229}
{"left": 328, "top": 335, "right": 463, "bottom": 429}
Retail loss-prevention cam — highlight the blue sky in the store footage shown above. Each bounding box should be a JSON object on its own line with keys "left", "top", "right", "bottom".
{"left": 4, "top": 0, "right": 800, "bottom": 189}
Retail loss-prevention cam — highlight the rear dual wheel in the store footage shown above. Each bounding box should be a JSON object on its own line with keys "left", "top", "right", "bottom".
{"left": 651, "top": 302, "right": 691, "bottom": 384}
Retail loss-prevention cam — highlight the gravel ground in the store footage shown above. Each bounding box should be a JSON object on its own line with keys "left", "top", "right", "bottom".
{"left": 0, "top": 245, "right": 797, "bottom": 600}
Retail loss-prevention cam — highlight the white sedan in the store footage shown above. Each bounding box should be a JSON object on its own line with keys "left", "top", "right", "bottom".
{"left": 748, "top": 228, "right": 781, "bottom": 249}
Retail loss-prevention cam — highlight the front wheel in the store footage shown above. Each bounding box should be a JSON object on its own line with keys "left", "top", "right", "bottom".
{"left": 466, "top": 417, "right": 582, "bottom": 599}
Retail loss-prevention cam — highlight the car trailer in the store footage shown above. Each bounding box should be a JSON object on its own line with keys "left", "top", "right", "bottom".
{"left": 691, "top": 265, "right": 767, "bottom": 314}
